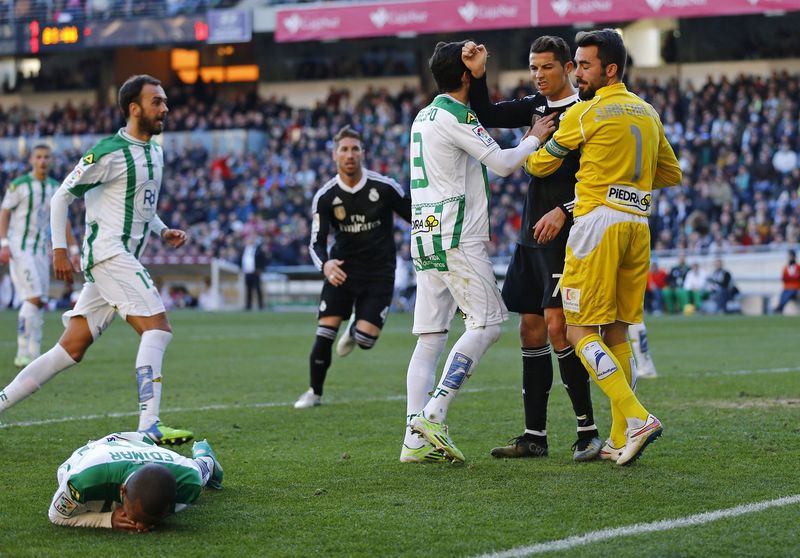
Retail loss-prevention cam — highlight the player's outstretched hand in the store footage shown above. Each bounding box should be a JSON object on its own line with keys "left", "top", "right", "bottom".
{"left": 162, "top": 229, "right": 187, "bottom": 249}
{"left": 323, "top": 259, "right": 347, "bottom": 287}
{"left": 0, "top": 245, "right": 10, "bottom": 265}
{"left": 461, "top": 41, "right": 488, "bottom": 79}
{"left": 526, "top": 113, "right": 557, "bottom": 144}
{"left": 533, "top": 207, "right": 567, "bottom": 244}
{"left": 52, "top": 248, "right": 74, "bottom": 283}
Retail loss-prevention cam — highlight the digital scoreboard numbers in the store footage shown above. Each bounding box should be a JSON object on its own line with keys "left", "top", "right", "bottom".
{"left": 23, "top": 21, "right": 85, "bottom": 53}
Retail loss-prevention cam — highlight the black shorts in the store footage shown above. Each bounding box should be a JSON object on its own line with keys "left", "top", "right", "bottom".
{"left": 501, "top": 243, "right": 565, "bottom": 315}
{"left": 317, "top": 277, "right": 394, "bottom": 328}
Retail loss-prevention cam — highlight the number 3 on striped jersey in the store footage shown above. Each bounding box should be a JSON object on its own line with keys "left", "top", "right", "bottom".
{"left": 410, "top": 132, "right": 428, "bottom": 189}
{"left": 551, "top": 273, "right": 563, "bottom": 298}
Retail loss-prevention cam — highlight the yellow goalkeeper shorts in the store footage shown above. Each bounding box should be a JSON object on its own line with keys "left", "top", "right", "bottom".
{"left": 561, "top": 206, "right": 650, "bottom": 326}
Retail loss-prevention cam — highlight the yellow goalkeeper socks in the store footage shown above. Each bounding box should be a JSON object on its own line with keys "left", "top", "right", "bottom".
{"left": 575, "top": 334, "right": 648, "bottom": 428}
{"left": 609, "top": 341, "right": 635, "bottom": 448}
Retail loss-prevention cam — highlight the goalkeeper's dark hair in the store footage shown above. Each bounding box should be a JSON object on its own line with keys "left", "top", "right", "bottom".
{"left": 530, "top": 36, "right": 572, "bottom": 68}
{"left": 31, "top": 144, "right": 51, "bottom": 152}
{"left": 125, "top": 464, "right": 176, "bottom": 521}
{"left": 575, "top": 28, "right": 627, "bottom": 81}
{"left": 118, "top": 74, "right": 162, "bottom": 119}
{"left": 429, "top": 40, "right": 470, "bottom": 93}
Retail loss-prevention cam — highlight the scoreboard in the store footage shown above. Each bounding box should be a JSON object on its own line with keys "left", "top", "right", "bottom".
{"left": 22, "top": 21, "right": 85, "bottom": 54}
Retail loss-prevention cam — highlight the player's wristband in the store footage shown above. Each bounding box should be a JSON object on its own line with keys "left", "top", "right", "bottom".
{"left": 69, "top": 245, "right": 80, "bottom": 256}
{"left": 0, "top": 239, "right": 8, "bottom": 248}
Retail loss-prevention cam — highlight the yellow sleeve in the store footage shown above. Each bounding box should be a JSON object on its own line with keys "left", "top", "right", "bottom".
{"left": 653, "top": 127, "right": 682, "bottom": 189}
{"left": 525, "top": 104, "right": 585, "bottom": 178}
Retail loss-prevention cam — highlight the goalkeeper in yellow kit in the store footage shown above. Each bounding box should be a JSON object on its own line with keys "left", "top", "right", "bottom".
{"left": 526, "top": 29, "right": 682, "bottom": 465}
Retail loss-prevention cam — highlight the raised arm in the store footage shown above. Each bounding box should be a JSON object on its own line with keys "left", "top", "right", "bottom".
{"left": 526, "top": 104, "right": 584, "bottom": 178}
{"left": 479, "top": 113, "right": 556, "bottom": 177}
{"left": 463, "top": 41, "right": 536, "bottom": 129}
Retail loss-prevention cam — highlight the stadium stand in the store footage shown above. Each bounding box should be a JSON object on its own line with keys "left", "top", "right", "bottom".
{"left": 1, "top": 72, "right": 798, "bottom": 274}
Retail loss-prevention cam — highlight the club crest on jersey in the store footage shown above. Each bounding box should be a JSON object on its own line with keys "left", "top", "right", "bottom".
{"left": 333, "top": 206, "right": 347, "bottom": 221}
{"left": 466, "top": 111, "right": 478, "bottom": 124}
{"left": 607, "top": 185, "right": 651, "bottom": 215}
{"left": 82, "top": 153, "right": 95, "bottom": 165}
{"left": 368, "top": 188, "right": 379, "bottom": 202}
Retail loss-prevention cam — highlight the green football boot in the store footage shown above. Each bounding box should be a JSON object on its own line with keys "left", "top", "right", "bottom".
{"left": 408, "top": 412, "right": 465, "bottom": 464}
{"left": 140, "top": 421, "right": 194, "bottom": 446}
{"left": 399, "top": 443, "right": 448, "bottom": 463}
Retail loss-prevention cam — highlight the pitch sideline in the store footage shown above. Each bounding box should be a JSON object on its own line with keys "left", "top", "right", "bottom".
{"left": 472, "top": 494, "right": 800, "bottom": 558}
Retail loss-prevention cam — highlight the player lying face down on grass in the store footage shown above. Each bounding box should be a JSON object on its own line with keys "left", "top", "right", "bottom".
{"left": 49, "top": 432, "right": 223, "bottom": 531}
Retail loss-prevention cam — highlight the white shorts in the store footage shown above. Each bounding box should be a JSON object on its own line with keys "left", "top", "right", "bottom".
{"left": 10, "top": 251, "right": 50, "bottom": 301}
{"left": 62, "top": 253, "right": 165, "bottom": 339}
{"left": 412, "top": 241, "right": 507, "bottom": 334}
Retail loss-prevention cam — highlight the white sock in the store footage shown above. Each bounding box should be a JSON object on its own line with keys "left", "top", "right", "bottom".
{"left": 135, "top": 330, "right": 173, "bottom": 431}
{"left": 421, "top": 325, "right": 502, "bottom": 423}
{"left": 27, "top": 307, "right": 44, "bottom": 360}
{"left": 629, "top": 322, "right": 656, "bottom": 380}
{"left": 16, "top": 301, "right": 38, "bottom": 359}
{"left": 404, "top": 332, "right": 448, "bottom": 447}
{"left": 0, "top": 344, "right": 77, "bottom": 411}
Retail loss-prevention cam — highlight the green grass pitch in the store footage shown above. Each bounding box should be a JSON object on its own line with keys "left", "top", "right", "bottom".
{"left": 0, "top": 311, "right": 798, "bottom": 557}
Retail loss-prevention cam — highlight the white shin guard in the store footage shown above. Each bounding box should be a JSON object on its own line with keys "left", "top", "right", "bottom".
{"left": 135, "top": 329, "right": 173, "bottom": 431}
{"left": 422, "top": 324, "right": 502, "bottom": 423}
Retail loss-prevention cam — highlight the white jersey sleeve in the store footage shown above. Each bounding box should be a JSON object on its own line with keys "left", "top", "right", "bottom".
{"left": 62, "top": 151, "right": 114, "bottom": 198}
{"left": 447, "top": 117, "right": 499, "bottom": 162}
{"left": 1, "top": 183, "right": 21, "bottom": 210}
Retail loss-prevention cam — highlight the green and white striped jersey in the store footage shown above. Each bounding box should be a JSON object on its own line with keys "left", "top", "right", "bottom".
{"left": 60, "top": 129, "right": 164, "bottom": 271}
{"left": 1, "top": 173, "right": 59, "bottom": 256}
{"left": 409, "top": 94, "right": 499, "bottom": 259}
{"left": 49, "top": 432, "right": 203, "bottom": 528}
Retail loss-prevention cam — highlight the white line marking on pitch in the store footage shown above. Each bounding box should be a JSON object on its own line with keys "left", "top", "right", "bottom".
{"left": 715, "top": 366, "right": 800, "bottom": 376}
{"left": 0, "top": 386, "right": 505, "bottom": 429}
{"left": 472, "top": 494, "right": 800, "bottom": 558}
{"left": 2, "top": 365, "right": 796, "bottom": 430}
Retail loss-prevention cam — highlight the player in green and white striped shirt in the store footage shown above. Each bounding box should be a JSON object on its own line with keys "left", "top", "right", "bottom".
{"left": 0, "top": 145, "right": 78, "bottom": 368}
{"left": 0, "top": 75, "right": 193, "bottom": 446}
{"left": 49, "top": 432, "right": 222, "bottom": 530}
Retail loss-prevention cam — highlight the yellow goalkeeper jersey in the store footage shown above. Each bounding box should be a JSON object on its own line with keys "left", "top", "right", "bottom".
{"left": 526, "top": 82, "right": 681, "bottom": 218}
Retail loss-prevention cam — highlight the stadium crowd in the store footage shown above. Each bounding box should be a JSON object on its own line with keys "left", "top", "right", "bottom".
{"left": 0, "top": 71, "right": 799, "bottom": 269}
{"left": 0, "top": 0, "right": 238, "bottom": 23}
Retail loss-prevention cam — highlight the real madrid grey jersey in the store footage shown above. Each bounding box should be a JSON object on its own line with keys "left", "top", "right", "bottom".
{"left": 59, "top": 129, "right": 164, "bottom": 271}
